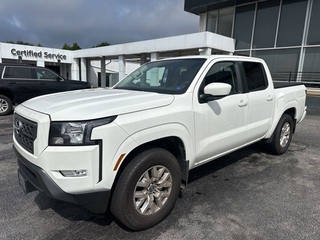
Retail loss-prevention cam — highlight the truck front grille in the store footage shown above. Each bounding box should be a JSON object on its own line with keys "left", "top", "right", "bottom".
{"left": 14, "top": 114, "right": 37, "bottom": 154}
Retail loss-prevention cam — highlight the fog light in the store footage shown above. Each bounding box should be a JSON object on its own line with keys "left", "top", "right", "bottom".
{"left": 60, "top": 170, "right": 87, "bottom": 177}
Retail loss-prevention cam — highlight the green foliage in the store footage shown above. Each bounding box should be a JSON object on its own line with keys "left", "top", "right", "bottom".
{"left": 62, "top": 43, "right": 82, "bottom": 50}
{"left": 6, "top": 40, "right": 36, "bottom": 46}
{"left": 92, "top": 41, "right": 110, "bottom": 48}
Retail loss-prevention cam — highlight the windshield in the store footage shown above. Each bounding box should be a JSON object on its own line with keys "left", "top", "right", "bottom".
{"left": 114, "top": 58, "right": 206, "bottom": 94}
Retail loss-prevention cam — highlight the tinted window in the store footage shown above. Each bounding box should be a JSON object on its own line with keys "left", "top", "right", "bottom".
{"left": 3, "top": 67, "right": 32, "bottom": 79}
{"left": 243, "top": 62, "right": 267, "bottom": 91}
{"left": 252, "top": 48, "right": 300, "bottom": 74}
{"left": 115, "top": 59, "right": 206, "bottom": 94}
{"left": 35, "top": 68, "right": 59, "bottom": 80}
{"left": 307, "top": 0, "right": 320, "bottom": 45}
{"left": 204, "top": 62, "right": 239, "bottom": 94}
{"left": 217, "top": 8, "right": 234, "bottom": 37}
{"left": 233, "top": 4, "right": 255, "bottom": 50}
{"left": 253, "top": 0, "right": 280, "bottom": 48}
{"left": 277, "top": 0, "right": 307, "bottom": 47}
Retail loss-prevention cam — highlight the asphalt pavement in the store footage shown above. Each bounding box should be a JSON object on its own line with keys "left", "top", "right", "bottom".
{"left": 0, "top": 110, "right": 320, "bottom": 240}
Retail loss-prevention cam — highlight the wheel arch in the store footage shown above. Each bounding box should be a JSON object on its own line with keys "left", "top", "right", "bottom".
{"left": 265, "top": 106, "right": 297, "bottom": 142}
{"left": 0, "top": 88, "right": 14, "bottom": 103}
{"left": 113, "top": 136, "right": 189, "bottom": 193}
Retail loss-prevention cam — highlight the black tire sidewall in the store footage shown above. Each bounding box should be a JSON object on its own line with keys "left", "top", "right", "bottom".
{"left": 111, "top": 148, "right": 181, "bottom": 230}
{"left": 0, "top": 95, "right": 13, "bottom": 116}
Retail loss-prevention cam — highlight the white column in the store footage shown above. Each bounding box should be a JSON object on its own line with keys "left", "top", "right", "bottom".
{"left": 150, "top": 52, "right": 159, "bottom": 62}
{"left": 0, "top": 58, "right": 2, "bottom": 63}
{"left": 71, "top": 59, "right": 80, "bottom": 80}
{"left": 37, "top": 60, "right": 45, "bottom": 67}
{"left": 118, "top": 55, "right": 126, "bottom": 81}
{"left": 80, "top": 58, "right": 87, "bottom": 82}
{"left": 199, "top": 13, "right": 207, "bottom": 32}
{"left": 199, "top": 48, "right": 212, "bottom": 56}
{"left": 101, "top": 57, "right": 106, "bottom": 88}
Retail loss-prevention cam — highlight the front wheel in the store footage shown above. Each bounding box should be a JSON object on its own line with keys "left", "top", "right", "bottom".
{"left": 0, "top": 95, "right": 13, "bottom": 116}
{"left": 111, "top": 148, "right": 181, "bottom": 230}
{"left": 268, "top": 114, "right": 293, "bottom": 155}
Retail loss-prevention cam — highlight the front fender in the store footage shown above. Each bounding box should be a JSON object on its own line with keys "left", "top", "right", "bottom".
{"left": 111, "top": 123, "right": 194, "bottom": 178}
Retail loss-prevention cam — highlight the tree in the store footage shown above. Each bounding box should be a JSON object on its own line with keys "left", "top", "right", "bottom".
{"left": 6, "top": 40, "right": 36, "bottom": 46}
{"left": 62, "top": 42, "right": 81, "bottom": 50}
{"left": 92, "top": 41, "right": 110, "bottom": 48}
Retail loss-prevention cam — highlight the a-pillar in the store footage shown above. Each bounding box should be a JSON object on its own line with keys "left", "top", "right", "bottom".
{"left": 199, "top": 48, "right": 212, "bottom": 56}
{"left": 101, "top": 57, "right": 106, "bottom": 88}
{"left": 80, "top": 58, "right": 87, "bottom": 82}
{"left": 150, "top": 52, "right": 159, "bottom": 62}
{"left": 71, "top": 59, "right": 80, "bottom": 80}
{"left": 37, "top": 60, "right": 45, "bottom": 67}
{"left": 118, "top": 55, "right": 126, "bottom": 82}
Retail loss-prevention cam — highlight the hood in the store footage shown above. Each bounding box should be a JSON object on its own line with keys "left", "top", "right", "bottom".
{"left": 22, "top": 88, "right": 174, "bottom": 121}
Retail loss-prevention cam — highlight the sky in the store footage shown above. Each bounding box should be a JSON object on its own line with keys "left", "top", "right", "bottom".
{"left": 0, "top": 0, "right": 199, "bottom": 49}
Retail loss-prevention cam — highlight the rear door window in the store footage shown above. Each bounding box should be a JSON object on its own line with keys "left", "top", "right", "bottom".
{"left": 35, "top": 68, "right": 60, "bottom": 80}
{"left": 3, "top": 67, "right": 33, "bottom": 79}
{"left": 243, "top": 62, "right": 268, "bottom": 91}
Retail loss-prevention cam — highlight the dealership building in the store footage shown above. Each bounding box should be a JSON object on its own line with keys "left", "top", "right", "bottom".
{"left": 0, "top": 0, "right": 319, "bottom": 86}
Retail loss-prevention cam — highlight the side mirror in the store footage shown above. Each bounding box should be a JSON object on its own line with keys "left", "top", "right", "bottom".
{"left": 200, "top": 83, "right": 232, "bottom": 103}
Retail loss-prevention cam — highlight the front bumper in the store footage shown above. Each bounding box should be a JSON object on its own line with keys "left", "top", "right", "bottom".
{"left": 14, "top": 145, "right": 110, "bottom": 213}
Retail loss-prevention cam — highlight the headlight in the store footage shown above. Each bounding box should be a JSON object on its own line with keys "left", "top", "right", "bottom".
{"left": 49, "top": 116, "right": 116, "bottom": 146}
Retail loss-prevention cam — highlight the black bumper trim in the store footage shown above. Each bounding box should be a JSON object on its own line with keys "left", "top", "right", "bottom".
{"left": 14, "top": 145, "right": 110, "bottom": 213}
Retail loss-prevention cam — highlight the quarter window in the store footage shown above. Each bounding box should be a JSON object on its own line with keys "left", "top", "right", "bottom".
{"left": 243, "top": 62, "right": 267, "bottom": 91}
{"left": 3, "top": 67, "right": 32, "bottom": 79}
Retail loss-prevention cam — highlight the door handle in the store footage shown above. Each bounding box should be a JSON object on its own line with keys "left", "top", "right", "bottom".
{"left": 8, "top": 82, "right": 16, "bottom": 85}
{"left": 37, "top": 83, "right": 45, "bottom": 85}
{"left": 238, "top": 100, "right": 247, "bottom": 107}
{"left": 267, "top": 95, "right": 273, "bottom": 101}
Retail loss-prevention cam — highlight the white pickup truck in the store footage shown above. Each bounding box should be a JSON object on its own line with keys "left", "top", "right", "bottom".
{"left": 13, "top": 55, "right": 307, "bottom": 230}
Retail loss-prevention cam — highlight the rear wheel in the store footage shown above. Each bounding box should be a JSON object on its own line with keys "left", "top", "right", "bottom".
{"left": 111, "top": 148, "right": 181, "bottom": 230}
{"left": 0, "top": 95, "right": 13, "bottom": 116}
{"left": 268, "top": 114, "right": 293, "bottom": 155}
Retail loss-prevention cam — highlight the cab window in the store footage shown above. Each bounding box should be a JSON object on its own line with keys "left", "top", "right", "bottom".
{"left": 204, "top": 61, "right": 239, "bottom": 94}
{"left": 243, "top": 62, "right": 267, "bottom": 91}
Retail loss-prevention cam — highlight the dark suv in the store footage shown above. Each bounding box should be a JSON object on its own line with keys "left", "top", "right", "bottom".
{"left": 0, "top": 63, "right": 92, "bottom": 116}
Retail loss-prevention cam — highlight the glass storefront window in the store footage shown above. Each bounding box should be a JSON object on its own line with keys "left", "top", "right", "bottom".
{"left": 253, "top": 0, "right": 280, "bottom": 48}
{"left": 207, "top": 11, "right": 218, "bottom": 33}
{"left": 217, "top": 8, "right": 235, "bottom": 37}
{"left": 277, "top": 0, "right": 307, "bottom": 47}
{"left": 303, "top": 47, "right": 320, "bottom": 72}
{"left": 252, "top": 49, "right": 301, "bottom": 75}
{"left": 233, "top": 4, "right": 255, "bottom": 50}
{"left": 307, "top": 0, "right": 320, "bottom": 45}
{"left": 234, "top": 51, "right": 250, "bottom": 57}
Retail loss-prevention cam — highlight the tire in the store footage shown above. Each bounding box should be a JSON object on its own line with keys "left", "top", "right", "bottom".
{"left": 268, "top": 114, "right": 293, "bottom": 155}
{"left": 111, "top": 148, "right": 181, "bottom": 230}
{"left": 0, "top": 95, "right": 13, "bottom": 116}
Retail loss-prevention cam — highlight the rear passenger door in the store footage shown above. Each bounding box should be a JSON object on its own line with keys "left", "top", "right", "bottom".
{"left": 2, "top": 66, "right": 37, "bottom": 103}
{"left": 242, "top": 61, "right": 274, "bottom": 142}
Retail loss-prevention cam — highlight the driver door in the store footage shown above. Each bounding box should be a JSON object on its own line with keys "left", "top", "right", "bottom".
{"left": 193, "top": 60, "right": 248, "bottom": 165}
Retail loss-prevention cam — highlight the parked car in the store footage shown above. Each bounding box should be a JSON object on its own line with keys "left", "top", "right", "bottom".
{"left": 0, "top": 63, "right": 92, "bottom": 115}
{"left": 13, "top": 56, "right": 307, "bottom": 230}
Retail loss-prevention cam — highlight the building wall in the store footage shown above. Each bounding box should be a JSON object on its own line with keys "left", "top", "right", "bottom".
{"left": 200, "top": 0, "right": 320, "bottom": 82}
